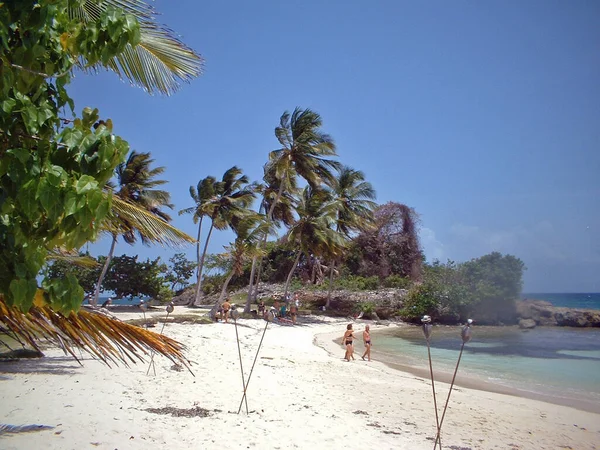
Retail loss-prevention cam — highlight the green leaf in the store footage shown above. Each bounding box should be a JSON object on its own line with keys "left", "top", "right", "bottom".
{"left": 1, "top": 98, "right": 16, "bottom": 114}
{"left": 75, "top": 175, "right": 98, "bottom": 194}
{"left": 7, "top": 148, "right": 30, "bottom": 165}
{"left": 16, "top": 180, "right": 39, "bottom": 220}
{"left": 38, "top": 178, "right": 62, "bottom": 221}
{"left": 64, "top": 191, "right": 80, "bottom": 216}
{"left": 9, "top": 278, "right": 38, "bottom": 310}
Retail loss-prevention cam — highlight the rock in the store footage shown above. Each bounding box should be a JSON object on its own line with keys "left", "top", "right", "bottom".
{"left": 554, "top": 310, "right": 600, "bottom": 327}
{"left": 518, "top": 318, "right": 537, "bottom": 329}
{"left": 516, "top": 299, "right": 600, "bottom": 327}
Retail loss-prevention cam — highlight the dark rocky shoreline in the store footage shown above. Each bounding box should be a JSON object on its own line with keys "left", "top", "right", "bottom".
{"left": 516, "top": 299, "right": 600, "bottom": 328}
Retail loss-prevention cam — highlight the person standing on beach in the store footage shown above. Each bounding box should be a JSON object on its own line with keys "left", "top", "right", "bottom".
{"left": 221, "top": 299, "right": 231, "bottom": 323}
{"left": 341, "top": 324, "right": 356, "bottom": 361}
{"left": 362, "top": 325, "right": 372, "bottom": 361}
{"left": 290, "top": 302, "right": 298, "bottom": 325}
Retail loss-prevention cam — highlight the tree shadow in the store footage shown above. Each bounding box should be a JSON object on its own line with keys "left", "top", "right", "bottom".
{"left": 0, "top": 356, "right": 82, "bottom": 375}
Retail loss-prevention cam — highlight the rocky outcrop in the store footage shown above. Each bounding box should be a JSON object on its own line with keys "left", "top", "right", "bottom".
{"left": 518, "top": 318, "right": 537, "bottom": 329}
{"left": 516, "top": 299, "right": 600, "bottom": 327}
{"left": 172, "top": 283, "right": 408, "bottom": 318}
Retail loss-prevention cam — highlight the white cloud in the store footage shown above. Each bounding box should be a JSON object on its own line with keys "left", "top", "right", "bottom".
{"left": 419, "top": 227, "right": 445, "bottom": 262}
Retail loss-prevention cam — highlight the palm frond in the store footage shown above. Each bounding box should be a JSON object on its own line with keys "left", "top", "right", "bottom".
{"left": 104, "top": 196, "right": 196, "bottom": 247}
{"left": 0, "top": 296, "right": 192, "bottom": 373}
{"left": 71, "top": 0, "right": 203, "bottom": 95}
{"left": 46, "top": 250, "right": 99, "bottom": 268}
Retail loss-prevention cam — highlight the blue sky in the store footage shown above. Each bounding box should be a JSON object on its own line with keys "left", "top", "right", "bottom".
{"left": 70, "top": 0, "right": 599, "bottom": 293}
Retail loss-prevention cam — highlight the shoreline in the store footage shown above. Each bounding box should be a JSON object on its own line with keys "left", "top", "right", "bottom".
{"left": 1, "top": 309, "right": 599, "bottom": 449}
{"left": 315, "top": 324, "right": 600, "bottom": 415}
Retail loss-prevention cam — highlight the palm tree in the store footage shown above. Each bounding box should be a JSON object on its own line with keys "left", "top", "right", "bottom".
{"left": 282, "top": 187, "right": 341, "bottom": 298}
{"left": 246, "top": 173, "right": 297, "bottom": 304}
{"left": 325, "top": 167, "right": 377, "bottom": 307}
{"left": 93, "top": 151, "right": 173, "bottom": 305}
{"left": 68, "top": 0, "right": 203, "bottom": 95}
{"left": 180, "top": 167, "right": 256, "bottom": 306}
{"left": 248, "top": 108, "right": 340, "bottom": 302}
{"left": 179, "top": 176, "right": 217, "bottom": 305}
{"left": 210, "top": 216, "right": 267, "bottom": 318}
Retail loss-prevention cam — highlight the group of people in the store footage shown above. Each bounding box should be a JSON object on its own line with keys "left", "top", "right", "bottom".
{"left": 341, "top": 323, "right": 372, "bottom": 362}
{"left": 258, "top": 292, "right": 301, "bottom": 325}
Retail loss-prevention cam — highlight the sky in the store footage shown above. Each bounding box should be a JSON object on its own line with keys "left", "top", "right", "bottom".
{"left": 69, "top": 0, "right": 599, "bottom": 293}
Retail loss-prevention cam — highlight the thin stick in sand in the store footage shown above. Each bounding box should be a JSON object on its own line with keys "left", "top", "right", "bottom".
{"left": 146, "top": 303, "right": 174, "bottom": 376}
{"left": 231, "top": 308, "right": 249, "bottom": 415}
{"left": 421, "top": 315, "right": 442, "bottom": 450}
{"left": 433, "top": 319, "right": 473, "bottom": 450}
{"left": 237, "top": 312, "right": 272, "bottom": 414}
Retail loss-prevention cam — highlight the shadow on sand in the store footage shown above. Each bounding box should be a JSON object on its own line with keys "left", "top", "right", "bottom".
{"left": 0, "top": 355, "right": 82, "bottom": 376}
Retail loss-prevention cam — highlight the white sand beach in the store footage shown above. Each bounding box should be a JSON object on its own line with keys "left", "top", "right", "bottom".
{"left": 1, "top": 307, "right": 598, "bottom": 450}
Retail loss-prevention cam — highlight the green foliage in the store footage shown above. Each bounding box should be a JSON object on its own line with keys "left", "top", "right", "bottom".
{"left": 401, "top": 253, "right": 525, "bottom": 324}
{"left": 45, "top": 254, "right": 101, "bottom": 296}
{"left": 381, "top": 275, "right": 412, "bottom": 289}
{"left": 334, "top": 275, "right": 380, "bottom": 291}
{"left": 102, "top": 254, "right": 167, "bottom": 299}
{"left": 155, "top": 285, "right": 174, "bottom": 304}
{"left": 0, "top": 1, "right": 144, "bottom": 312}
{"left": 400, "top": 283, "right": 441, "bottom": 321}
{"left": 167, "top": 253, "right": 195, "bottom": 291}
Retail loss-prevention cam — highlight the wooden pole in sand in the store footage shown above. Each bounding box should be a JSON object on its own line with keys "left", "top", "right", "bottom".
{"left": 146, "top": 303, "right": 174, "bottom": 376}
{"left": 237, "top": 312, "right": 272, "bottom": 414}
{"left": 421, "top": 316, "right": 442, "bottom": 450}
{"left": 432, "top": 320, "right": 473, "bottom": 450}
{"left": 231, "top": 308, "right": 249, "bottom": 415}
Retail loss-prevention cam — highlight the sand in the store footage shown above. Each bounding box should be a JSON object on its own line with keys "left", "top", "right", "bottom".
{"left": 1, "top": 306, "right": 598, "bottom": 449}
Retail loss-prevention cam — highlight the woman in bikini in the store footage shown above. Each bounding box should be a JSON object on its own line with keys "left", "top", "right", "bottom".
{"left": 341, "top": 324, "right": 356, "bottom": 361}
{"left": 362, "top": 324, "right": 371, "bottom": 361}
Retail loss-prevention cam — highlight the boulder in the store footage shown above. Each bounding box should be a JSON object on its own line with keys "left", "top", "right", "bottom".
{"left": 554, "top": 310, "right": 600, "bottom": 327}
{"left": 518, "top": 318, "right": 537, "bottom": 329}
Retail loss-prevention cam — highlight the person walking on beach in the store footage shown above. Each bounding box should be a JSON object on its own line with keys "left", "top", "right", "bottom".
{"left": 290, "top": 302, "right": 298, "bottom": 325}
{"left": 221, "top": 299, "right": 231, "bottom": 323}
{"left": 362, "top": 325, "right": 372, "bottom": 361}
{"left": 341, "top": 324, "right": 356, "bottom": 361}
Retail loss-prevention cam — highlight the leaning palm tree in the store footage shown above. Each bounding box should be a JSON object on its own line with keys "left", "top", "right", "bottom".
{"left": 68, "top": 0, "right": 203, "bottom": 95}
{"left": 211, "top": 216, "right": 267, "bottom": 318}
{"left": 179, "top": 176, "right": 217, "bottom": 305}
{"left": 93, "top": 151, "right": 174, "bottom": 305}
{"left": 248, "top": 108, "right": 340, "bottom": 302}
{"left": 282, "top": 187, "right": 342, "bottom": 298}
{"left": 181, "top": 167, "right": 256, "bottom": 306}
{"left": 246, "top": 173, "right": 297, "bottom": 304}
{"left": 325, "top": 166, "right": 377, "bottom": 307}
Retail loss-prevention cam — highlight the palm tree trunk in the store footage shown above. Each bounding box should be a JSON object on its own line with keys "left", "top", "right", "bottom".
{"left": 193, "top": 221, "right": 215, "bottom": 306}
{"left": 248, "top": 182, "right": 286, "bottom": 303}
{"left": 252, "top": 255, "right": 264, "bottom": 302}
{"left": 191, "top": 218, "right": 204, "bottom": 306}
{"left": 93, "top": 234, "right": 118, "bottom": 306}
{"left": 244, "top": 258, "right": 257, "bottom": 313}
{"left": 284, "top": 251, "right": 302, "bottom": 298}
{"left": 210, "top": 270, "right": 235, "bottom": 319}
{"left": 326, "top": 259, "right": 336, "bottom": 309}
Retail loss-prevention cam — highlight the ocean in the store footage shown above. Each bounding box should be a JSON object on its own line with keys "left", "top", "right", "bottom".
{"left": 96, "top": 296, "right": 147, "bottom": 306}
{"left": 522, "top": 292, "right": 600, "bottom": 310}
{"left": 372, "top": 323, "right": 600, "bottom": 414}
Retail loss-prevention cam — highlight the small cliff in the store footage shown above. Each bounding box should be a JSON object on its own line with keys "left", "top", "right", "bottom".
{"left": 516, "top": 299, "right": 600, "bottom": 328}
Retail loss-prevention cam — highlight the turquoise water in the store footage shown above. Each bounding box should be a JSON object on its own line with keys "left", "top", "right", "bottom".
{"left": 373, "top": 325, "right": 600, "bottom": 412}
{"left": 95, "top": 295, "right": 147, "bottom": 306}
{"left": 522, "top": 292, "right": 600, "bottom": 310}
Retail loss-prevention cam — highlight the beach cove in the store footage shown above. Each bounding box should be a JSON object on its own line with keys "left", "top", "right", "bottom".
{"left": 1, "top": 308, "right": 599, "bottom": 450}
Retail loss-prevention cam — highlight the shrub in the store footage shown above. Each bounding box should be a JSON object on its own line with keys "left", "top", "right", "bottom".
{"left": 382, "top": 275, "right": 411, "bottom": 289}
{"left": 399, "top": 283, "right": 440, "bottom": 322}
